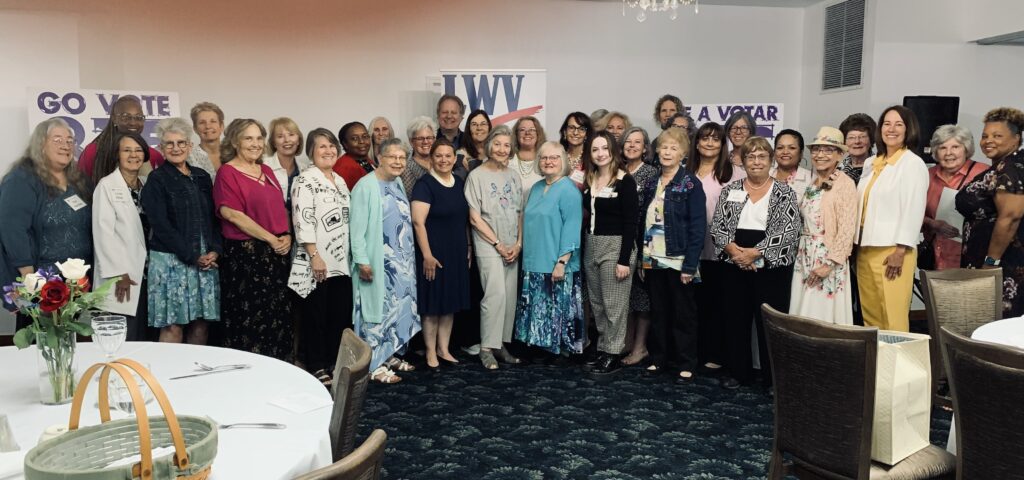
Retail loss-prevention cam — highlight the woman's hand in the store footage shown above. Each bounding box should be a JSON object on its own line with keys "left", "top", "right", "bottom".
{"left": 114, "top": 274, "right": 137, "bottom": 302}
{"left": 269, "top": 234, "right": 291, "bottom": 255}
{"left": 805, "top": 263, "right": 834, "bottom": 287}
{"left": 615, "top": 264, "right": 630, "bottom": 281}
{"left": 883, "top": 247, "right": 907, "bottom": 280}
{"left": 312, "top": 254, "right": 328, "bottom": 282}
{"left": 423, "top": 256, "right": 443, "bottom": 281}
{"left": 679, "top": 273, "right": 694, "bottom": 285}
{"left": 198, "top": 252, "right": 219, "bottom": 270}
{"left": 552, "top": 262, "right": 566, "bottom": 282}
{"left": 358, "top": 264, "right": 373, "bottom": 282}
{"left": 931, "top": 219, "right": 960, "bottom": 239}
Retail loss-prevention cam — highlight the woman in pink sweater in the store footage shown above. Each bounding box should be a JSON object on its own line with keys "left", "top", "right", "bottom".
{"left": 790, "top": 127, "right": 859, "bottom": 324}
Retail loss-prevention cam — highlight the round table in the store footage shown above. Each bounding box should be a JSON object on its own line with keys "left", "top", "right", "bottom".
{"left": 0, "top": 342, "right": 332, "bottom": 479}
{"left": 945, "top": 316, "right": 1024, "bottom": 453}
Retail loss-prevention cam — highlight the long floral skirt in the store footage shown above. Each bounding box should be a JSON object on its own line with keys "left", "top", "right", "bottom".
{"left": 513, "top": 271, "right": 585, "bottom": 355}
{"left": 220, "top": 239, "right": 293, "bottom": 361}
{"left": 147, "top": 250, "right": 220, "bottom": 328}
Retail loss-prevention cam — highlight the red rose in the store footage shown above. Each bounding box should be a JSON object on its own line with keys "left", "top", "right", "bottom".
{"left": 39, "top": 280, "right": 70, "bottom": 313}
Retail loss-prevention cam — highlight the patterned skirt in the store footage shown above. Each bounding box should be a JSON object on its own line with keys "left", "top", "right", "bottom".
{"left": 147, "top": 250, "right": 219, "bottom": 328}
{"left": 513, "top": 271, "right": 585, "bottom": 355}
{"left": 220, "top": 239, "right": 293, "bottom": 361}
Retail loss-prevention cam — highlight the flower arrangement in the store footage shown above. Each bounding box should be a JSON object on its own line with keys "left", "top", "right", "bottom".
{"left": 3, "top": 259, "right": 113, "bottom": 403}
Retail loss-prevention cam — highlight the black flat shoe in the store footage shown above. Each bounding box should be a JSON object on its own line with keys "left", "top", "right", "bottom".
{"left": 589, "top": 354, "right": 622, "bottom": 375}
{"left": 581, "top": 350, "right": 603, "bottom": 367}
{"left": 437, "top": 357, "right": 461, "bottom": 368}
{"left": 641, "top": 365, "right": 662, "bottom": 378}
{"left": 720, "top": 377, "right": 740, "bottom": 390}
{"left": 674, "top": 371, "right": 695, "bottom": 385}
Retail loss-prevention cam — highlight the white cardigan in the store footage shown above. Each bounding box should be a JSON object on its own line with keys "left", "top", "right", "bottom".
{"left": 92, "top": 170, "right": 147, "bottom": 316}
{"left": 855, "top": 149, "right": 929, "bottom": 247}
{"left": 264, "top": 153, "right": 312, "bottom": 202}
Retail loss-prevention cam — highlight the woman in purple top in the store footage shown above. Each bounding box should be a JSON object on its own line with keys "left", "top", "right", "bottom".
{"left": 213, "top": 118, "right": 293, "bottom": 360}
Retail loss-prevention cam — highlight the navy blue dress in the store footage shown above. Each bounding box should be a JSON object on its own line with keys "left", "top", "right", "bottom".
{"left": 411, "top": 174, "right": 470, "bottom": 315}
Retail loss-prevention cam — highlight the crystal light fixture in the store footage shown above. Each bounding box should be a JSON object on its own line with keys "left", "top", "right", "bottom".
{"left": 622, "top": 0, "right": 699, "bottom": 22}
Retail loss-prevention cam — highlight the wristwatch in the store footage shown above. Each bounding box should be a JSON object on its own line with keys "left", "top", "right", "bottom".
{"left": 557, "top": 259, "right": 567, "bottom": 266}
{"left": 984, "top": 256, "right": 1001, "bottom": 267}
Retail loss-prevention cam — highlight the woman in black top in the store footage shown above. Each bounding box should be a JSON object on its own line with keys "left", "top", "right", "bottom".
{"left": 581, "top": 131, "right": 639, "bottom": 374}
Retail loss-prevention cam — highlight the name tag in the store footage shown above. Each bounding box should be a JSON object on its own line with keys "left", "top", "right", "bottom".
{"left": 596, "top": 187, "right": 617, "bottom": 198}
{"left": 570, "top": 170, "right": 585, "bottom": 184}
{"left": 111, "top": 189, "right": 130, "bottom": 204}
{"left": 64, "top": 194, "right": 87, "bottom": 211}
{"left": 727, "top": 190, "right": 748, "bottom": 203}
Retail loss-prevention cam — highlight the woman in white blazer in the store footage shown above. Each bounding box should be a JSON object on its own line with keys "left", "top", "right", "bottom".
{"left": 92, "top": 132, "right": 149, "bottom": 340}
{"left": 855, "top": 106, "right": 929, "bottom": 332}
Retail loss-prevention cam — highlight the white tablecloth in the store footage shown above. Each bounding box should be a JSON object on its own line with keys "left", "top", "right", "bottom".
{"left": 946, "top": 316, "right": 1024, "bottom": 453}
{"left": 0, "top": 342, "right": 332, "bottom": 479}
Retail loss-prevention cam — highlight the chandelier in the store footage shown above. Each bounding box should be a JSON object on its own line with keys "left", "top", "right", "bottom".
{"left": 622, "top": 0, "right": 699, "bottom": 22}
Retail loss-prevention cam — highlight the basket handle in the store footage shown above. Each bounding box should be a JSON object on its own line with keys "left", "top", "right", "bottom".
{"left": 69, "top": 360, "right": 191, "bottom": 480}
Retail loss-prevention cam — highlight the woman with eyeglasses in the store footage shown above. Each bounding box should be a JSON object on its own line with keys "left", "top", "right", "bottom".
{"left": 510, "top": 116, "right": 546, "bottom": 196}
{"left": 710, "top": 136, "right": 801, "bottom": 390}
{"left": 559, "top": 112, "right": 592, "bottom": 188}
{"left": 789, "top": 127, "right": 858, "bottom": 325}
{"left": 1, "top": 118, "right": 93, "bottom": 329}
{"left": 620, "top": 126, "right": 659, "bottom": 367}
{"left": 457, "top": 110, "right": 491, "bottom": 179}
{"left": 83, "top": 95, "right": 165, "bottom": 184}
{"left": 333, "top": 121, "right": 375, "bottom": 191}
{"left": 402, "top": 116, "right": 438, "bottom": 194}
{"left": 723, "top": 111, "right": 757, "bottom": 169}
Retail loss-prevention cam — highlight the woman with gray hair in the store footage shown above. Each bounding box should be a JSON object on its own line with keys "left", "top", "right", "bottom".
{"left": 142, "top": 117, "right": 221, "bottom": 344}
{"left": 402, "top": 116, "right": 439, "bottom": 193}
{"left": 724, "top": 110, "right": 758, "bottom": 168}
{"left": 920, "top": 124, "right": 985, "bottom": 270}
{"left": 368, "top": 116, "right": 395, "bottom": 164}
{"left": 515, "top": 141, "right": 584, "bottom": 358}
{"left": 465, "top": 124, "right": 523, "bottom": 369}
{"left": 0, "top": 118, "right": 92, "bottom": 328}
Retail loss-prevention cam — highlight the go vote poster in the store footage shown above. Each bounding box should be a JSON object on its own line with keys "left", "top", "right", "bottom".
{"left": 439, "top": 69, "right": 547, "bottom": 128}
{"left": 27, "top": 88, "right": 181, "bottom": 155}
{"left": 687, "top": 103, "right": 785, "bottom": 141}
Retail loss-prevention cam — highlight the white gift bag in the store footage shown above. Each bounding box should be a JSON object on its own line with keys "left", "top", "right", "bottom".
{"left": 871, "top": 331, "right": 932, "bottom": 465}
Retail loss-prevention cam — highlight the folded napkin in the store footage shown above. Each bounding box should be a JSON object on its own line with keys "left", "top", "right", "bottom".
{"left": 268, "top": 392, "right": 332, "bottom": 414}
{"left": 0, "top": 451, "right": 26, "bottom": 480}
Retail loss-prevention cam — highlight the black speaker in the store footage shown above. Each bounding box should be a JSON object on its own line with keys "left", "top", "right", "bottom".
{"left": 903, "top": 96, "right": 959, "bottom": 162}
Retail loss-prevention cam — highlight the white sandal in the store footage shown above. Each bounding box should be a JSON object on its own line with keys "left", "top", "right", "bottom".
{"left": 385, "top": 357, "right": 416, "bottom": 372}
{"left": 371, "top": 366, "right": 402, "bottom": 384}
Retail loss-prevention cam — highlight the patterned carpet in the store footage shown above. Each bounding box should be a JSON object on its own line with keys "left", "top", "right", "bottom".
{"left": 360, "top": 359, "right": 953, "bottom": 479}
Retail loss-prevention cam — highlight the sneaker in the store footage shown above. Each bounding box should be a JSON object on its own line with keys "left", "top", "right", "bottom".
{"left": 462, "top": 344, "right": 481, "bottom": 356}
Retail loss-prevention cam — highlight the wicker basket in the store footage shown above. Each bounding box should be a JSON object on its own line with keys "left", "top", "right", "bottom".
{"left": 24, "top": 359, "right": 218, "bottom": 480}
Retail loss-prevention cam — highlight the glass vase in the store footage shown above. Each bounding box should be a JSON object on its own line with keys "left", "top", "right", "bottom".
{"left": 35, "top": 329, "right": 78, "bottom": 405}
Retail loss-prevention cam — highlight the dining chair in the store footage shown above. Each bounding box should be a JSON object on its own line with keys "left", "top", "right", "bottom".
{"left": 329, "top": 328, "right": 372, "bottom": 461}
{"left": 940, "top": 326, "right": 1024, "bottom": 480}
{"left": 920, "top": 268, "right": 1002, "bottom": 409}
{"left": 762, "top": 305, "right": 956, "bottom": 480}
{"left": 292, "top": 429, "right": 387, "bottom": 480}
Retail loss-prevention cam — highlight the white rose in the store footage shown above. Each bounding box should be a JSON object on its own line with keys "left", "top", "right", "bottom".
{"left": 22, "top": 272, "right": 46, "bottom": 294}
{"left": 56, "top": 258, "right": 90, "bottom": 281}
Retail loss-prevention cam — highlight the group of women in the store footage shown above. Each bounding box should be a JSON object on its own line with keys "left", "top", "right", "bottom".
{"left": 3, "top": 93, "right": 1023, "bottom": 390}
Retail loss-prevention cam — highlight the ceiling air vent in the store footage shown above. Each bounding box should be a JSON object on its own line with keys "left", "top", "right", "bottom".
{"left": 822, "top": 0, "right": 865, "bottom": 90}
{"left": 976, "top": 31, "right": 1024, "bottom": 46}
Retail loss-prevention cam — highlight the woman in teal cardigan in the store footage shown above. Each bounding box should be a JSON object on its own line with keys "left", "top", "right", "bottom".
{"left": 350, "top": 138, "right": 421, "bottom": 384}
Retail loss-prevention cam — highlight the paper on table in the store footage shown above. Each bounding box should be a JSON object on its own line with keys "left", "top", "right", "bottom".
{"left": 269, "top": 392, "right": 333, "bottom": 414}
{"left": 0, "top": 451, "right": 26, "bottom": 480}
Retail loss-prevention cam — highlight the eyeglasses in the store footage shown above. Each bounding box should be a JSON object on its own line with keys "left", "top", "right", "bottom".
{"left": 846, "top": 133, "right": 869, "bottom": 142}
{"left": 730, "top": 126, "right": 751, "bottom": 134}
{"left": 347, "top": 134, "right": 371, "bottom": 143}
{"left": 540, "top": 155, "right": 562, "bottom": 162}
{"left": 744, "top": 153, "right": 770, "bottom": 161}
{"left": 162, "top": 140, "right": 189, "bottom": 150}
{"left": 671, "top": 124, "right": 691, "bottom": 131}
{"left": 566, "top": 125, "right": 587, "bottom": 133}
{"left": 518, "top": 129, "right": 537, "bottom": 135}
{"left": 469, "top": 122, "right": 489, "bottom": 129}
{"left": 50, "top": 137, "right": 76, "bottom": 146}
{"left": 810, "top": 146, "right": 839, "bottom": 155}
{"left": 117, "top": 114, "right": 146, "bottom": 123}
{"left": 411, "top": 136, "right": 436, "bottom": 144}
{"left": 380, "top": 154, "right": 408, "bottom": 161}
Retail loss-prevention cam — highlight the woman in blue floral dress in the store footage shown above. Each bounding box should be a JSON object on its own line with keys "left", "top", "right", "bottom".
{"left": 350, "top": 138, "right": 422, "bottom": 383}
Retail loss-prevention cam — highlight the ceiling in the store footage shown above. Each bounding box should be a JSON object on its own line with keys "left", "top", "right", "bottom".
{"left": 597, "top": 0, "right": 828, "bottom": 7}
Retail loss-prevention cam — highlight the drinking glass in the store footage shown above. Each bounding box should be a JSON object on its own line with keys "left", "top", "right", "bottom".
{"left": 107, "top": 363, "right": 153, "bottom": 415}
{"left": 91, "top": 315, "right": 127, "bottom": 359}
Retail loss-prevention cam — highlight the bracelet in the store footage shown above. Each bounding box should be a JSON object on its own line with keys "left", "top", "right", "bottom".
{"left": 310, "top": 250, "right": 319, "bottom": 258}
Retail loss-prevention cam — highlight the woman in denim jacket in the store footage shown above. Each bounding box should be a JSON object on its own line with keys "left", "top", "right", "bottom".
{"left": 710, "top": 136, "right": 802, "bottom": 391}
{"left": 636, "top": 128, "right": 706, "bottom": 384}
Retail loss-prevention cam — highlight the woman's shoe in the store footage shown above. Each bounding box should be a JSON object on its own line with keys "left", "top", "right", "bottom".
{"left": 479, "top": 350, "right": 499, "bottom": 370}
{"left": 437, "top": 356, "right": 460, "bottom": 367}
{"left": 589, "top": 354, "right": 622, "bottom": 375}
{"left": 720, "top": 377, "right": 741, "bottom": 390}
{"left": 641, "top": 364, "right": 662, "bottom": 378}
{"left": 674, "top": 371, "right": 695, "bottom": 385}
{"left": 370, "top": 366, "right": 402, "bottom": 384}
{"left": 496, "top": 346, "right": 522, "bottom": 365}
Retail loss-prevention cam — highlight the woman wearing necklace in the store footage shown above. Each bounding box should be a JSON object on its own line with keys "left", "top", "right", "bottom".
{"left": 724, "top": 111, "right": 757, "bottom": 169}
{"left": 514, "top": 141, "right": 584, "bottom": 359}
{"left": 411, "top": 138, "right": 470, "bottom": 370}
{"left": 465, "top": 125, "right": 523, "bottom": 369}
{"left": 789, "top": 127, "right": 858, "bottom": 325}
{"left": 213, "top": 118, "right": 293, "bottom": 359}
{"left": 142, "top": 118, "right": 221, "bottom": 345}
{"left": 510, "top": 115, "right": 545, "bottom": 196}
{"left": 619, "top": 127, "right": 658, "bottom": 367}
{"left": 288, "top": 128, "right": 352, "bottom": 386}
{"left": 837, "top": 113, "right": 876, "bottom": 183}
{"left": 93, "top": 131, "right": 150, "bottom": 341}
{"left": 456, "top": 110, "right": 491, "bottom": 179}
{"left": 711, "top": 136, "right": 801, "bottom": 390}
{"left": 771, "top": 129, "right": 813, "bottom": 199}
{"left": 637, "top": 128, "right": 706, "bottom": 384}
{"left": 558, "top": 112, "right": 592, "bottom": 188}
{"left": 581, "top": 131, "right": 638, "bottom": 375}
{"left": 685, "top": 122, "right": 743, "bottom": 374}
